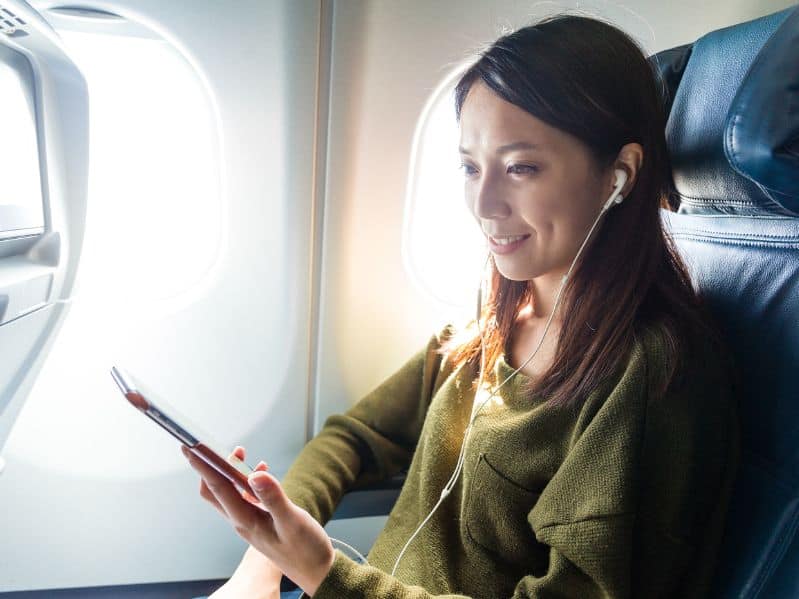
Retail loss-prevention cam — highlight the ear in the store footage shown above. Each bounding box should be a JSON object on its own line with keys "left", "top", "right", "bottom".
{"left": 612, "top": 142, "right": 644, "bottom": 198}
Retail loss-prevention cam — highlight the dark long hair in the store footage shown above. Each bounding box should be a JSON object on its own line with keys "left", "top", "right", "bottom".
{"left": 442, "top": 14, "right": 721, "bottom": 409}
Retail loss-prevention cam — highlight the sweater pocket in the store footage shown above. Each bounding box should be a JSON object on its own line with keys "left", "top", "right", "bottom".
{"left": 463, "top": 452, "right": 548, "bottom": 571}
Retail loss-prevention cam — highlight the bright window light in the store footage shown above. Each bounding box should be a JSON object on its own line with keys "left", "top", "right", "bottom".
{"left": 403, "top": 65, "right": 485, "bottom": 325}
{"left": 60, "top": 30, "right": 224, "bottom": 311}
{"left": 5, "top": 27, "right": 224, "bottom": 477}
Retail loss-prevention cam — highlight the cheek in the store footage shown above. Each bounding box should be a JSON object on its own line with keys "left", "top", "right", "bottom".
{"left": 464, "top": 186, "right": 479, "bottom": 219}
{"left": 515, "top": 178, "right": 586, "bottom": 227}
{"left": 515, "top": 194, "right": 560, "bottom": 229}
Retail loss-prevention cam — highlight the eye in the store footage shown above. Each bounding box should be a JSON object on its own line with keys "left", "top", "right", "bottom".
{"left": 459, "top": 162, "right": 478, "bottom": 177}
{"left": 507, "top": 163, "right": 539, "bottom": 175}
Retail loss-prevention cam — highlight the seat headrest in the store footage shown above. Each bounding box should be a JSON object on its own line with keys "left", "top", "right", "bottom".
{"left": 650, "top": 6, "right": 799, "bottom": 216}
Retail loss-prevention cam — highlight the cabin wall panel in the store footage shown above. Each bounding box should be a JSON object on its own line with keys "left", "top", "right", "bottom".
{"left": 0, "top": 0, "right": 323, "bottom": 591}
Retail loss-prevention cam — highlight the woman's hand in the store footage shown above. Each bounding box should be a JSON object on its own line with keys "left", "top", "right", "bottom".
{"left": 208, "top": 544, "right": 283, "bottom": 599}
{"left": 182, "top": 444, "right": 335, "bottom": 597}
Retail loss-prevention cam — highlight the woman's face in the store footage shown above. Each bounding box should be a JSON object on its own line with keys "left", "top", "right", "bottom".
{"left": 459, "top": 81, "right": 611, "bottom": 283}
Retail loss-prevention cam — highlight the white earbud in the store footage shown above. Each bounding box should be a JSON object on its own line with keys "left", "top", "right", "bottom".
{"left": 603, "top": 168, "right": 628, "bottom": 211}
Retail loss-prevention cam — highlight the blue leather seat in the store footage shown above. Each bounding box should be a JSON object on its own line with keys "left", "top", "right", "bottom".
{"left": 648, "top": 5, "right": 799, "bottom": 597}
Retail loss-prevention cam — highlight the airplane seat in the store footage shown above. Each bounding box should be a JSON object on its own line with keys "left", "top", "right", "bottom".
{"left": 647, "top": 4, "right": 799, "bottom": 597}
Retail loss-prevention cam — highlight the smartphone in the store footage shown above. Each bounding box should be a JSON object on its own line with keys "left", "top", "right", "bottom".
{"left": 110, "top": 365, "right": 259, "bottom": 503}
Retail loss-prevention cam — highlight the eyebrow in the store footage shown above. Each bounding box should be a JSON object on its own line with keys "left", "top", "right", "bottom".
{"left": 458, "top": 141, "right": 546, "bottom": 155}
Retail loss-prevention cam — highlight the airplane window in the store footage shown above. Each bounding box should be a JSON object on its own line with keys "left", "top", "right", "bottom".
{"left": 0, "top": 45, "right": 44, "bottom": 241}
{"left": 56, "top": 29, "right": 223, "bottom": 309}
{"left": 403, "top": 64, "right": 485, "bottom": 324}
{"left": 4, "top": 23, "right": 223, "bottom": 476}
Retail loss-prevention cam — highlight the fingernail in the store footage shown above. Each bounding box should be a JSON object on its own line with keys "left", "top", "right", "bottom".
{"left": 250, "top": 473, "right": 269, "bottom": 490}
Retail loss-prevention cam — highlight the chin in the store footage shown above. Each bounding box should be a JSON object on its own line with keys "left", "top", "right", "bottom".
{"left": 494, "top": 262, "right": 537, "bottom": 282}
{"left": 494, "top": 256, "right": 552, "bottom": 281}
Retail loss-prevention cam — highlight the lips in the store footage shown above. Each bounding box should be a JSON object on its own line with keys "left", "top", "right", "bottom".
{"left": 488, "top": 234, "right": 530, "bottom": 245}
{"left": 486, "top": 233, "right": 531, "bottom": 254}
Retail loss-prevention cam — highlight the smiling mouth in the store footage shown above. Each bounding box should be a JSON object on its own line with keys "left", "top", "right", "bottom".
{"left": 487, "top": 233, "right": 531, "bottom": 245}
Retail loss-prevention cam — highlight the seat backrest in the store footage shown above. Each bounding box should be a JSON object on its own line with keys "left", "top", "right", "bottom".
{"left": 649, "top": 6, "right": 799, "bottom": 597}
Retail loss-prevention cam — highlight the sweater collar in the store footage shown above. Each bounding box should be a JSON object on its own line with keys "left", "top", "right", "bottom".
{"left": 482, "top": 353, "right": 549, "bottom": 410}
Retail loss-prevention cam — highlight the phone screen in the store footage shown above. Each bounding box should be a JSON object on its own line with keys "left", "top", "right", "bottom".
{"left": 110, "top": 366, "right": 256, "bottom": 495}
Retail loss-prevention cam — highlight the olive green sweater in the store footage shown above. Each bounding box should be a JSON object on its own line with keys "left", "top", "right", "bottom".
{"left": 281, "top": 322, "right": 739, "bottom": 598}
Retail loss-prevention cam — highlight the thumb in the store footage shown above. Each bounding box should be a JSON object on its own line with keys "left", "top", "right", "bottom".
{"left": 248, "top": 471, "right": 291, "bottom": 514}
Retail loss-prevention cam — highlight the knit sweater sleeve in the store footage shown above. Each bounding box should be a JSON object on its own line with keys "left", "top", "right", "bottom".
{"left": 310, "top": 325, "right": 740, "bottom": 598}
{"left": 280, "top": 325, "right": 456, "bottom": 526}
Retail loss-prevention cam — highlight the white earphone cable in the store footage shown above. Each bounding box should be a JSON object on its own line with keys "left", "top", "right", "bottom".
{"left": 390, "top": 178, "right": 624, "bottom": 577}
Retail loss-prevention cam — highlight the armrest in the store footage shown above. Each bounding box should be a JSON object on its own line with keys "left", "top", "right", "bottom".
{"left": 330, "top": 472, "right": 406, "bottom": 519}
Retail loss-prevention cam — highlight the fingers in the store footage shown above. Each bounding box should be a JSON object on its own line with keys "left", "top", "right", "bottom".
{"left": 248, "top": 472, "right": 292, "bottom": 520}
{"left": 200, "top": 478, "right": 230, "bottom": 519}
{"left": 207, "top": 477, "right": 262, "bottom": 539}
{"left": 225, "top": 448, "right": 272, "bottom": 501}
{"left": 240, "top": 460, "right": 267, "bottom": 505}
{"left": 229, "top": 447, "right": 269, "bottom": 472}
{"left": 183, "top": 444, "right": 278, "bottom": 541}
{"left": 181, "top": 447, "right": 232, "bottom": 519}
{"left": 183, "top": 446, "right": 262, "bottom": 536}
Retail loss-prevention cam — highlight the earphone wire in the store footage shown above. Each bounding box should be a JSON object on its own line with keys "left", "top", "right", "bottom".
{"left": 390, "top": 182, "right": 622, "bottom": 577}
{"left": 296, "top": 537, "right": 370, "bottom": 599}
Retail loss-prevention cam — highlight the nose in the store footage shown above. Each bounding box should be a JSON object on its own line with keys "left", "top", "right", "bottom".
{"left": 471, "top": 172, "right": 511, "bottom": 221}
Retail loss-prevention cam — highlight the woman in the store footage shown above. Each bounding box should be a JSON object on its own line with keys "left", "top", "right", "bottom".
{"left": 184, "top": 13, "right": 739, "bottom": 598}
